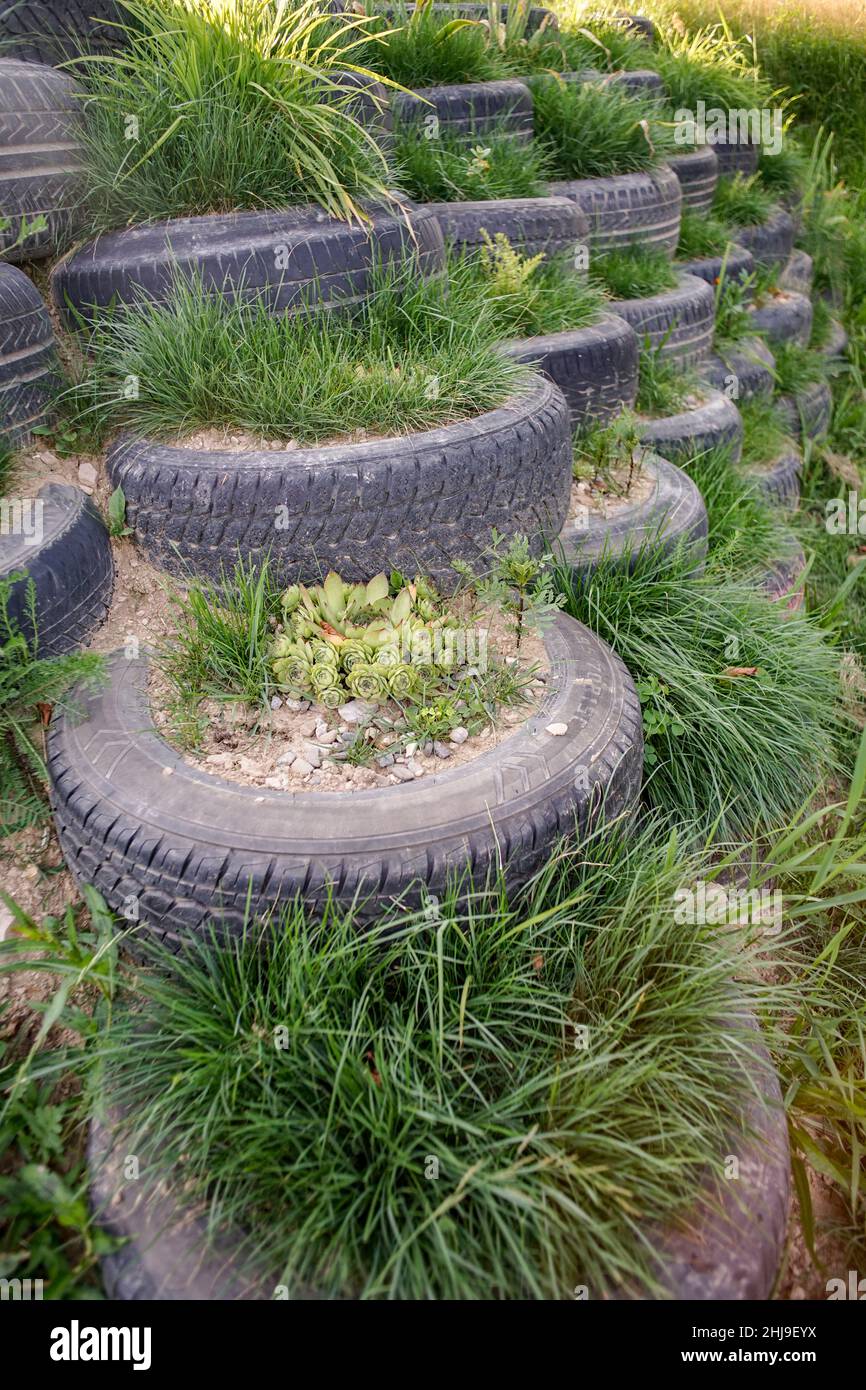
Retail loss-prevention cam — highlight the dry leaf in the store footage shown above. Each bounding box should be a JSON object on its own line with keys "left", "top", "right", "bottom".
{"left": 721, "top": 666, "right": 758, "bottom": 678}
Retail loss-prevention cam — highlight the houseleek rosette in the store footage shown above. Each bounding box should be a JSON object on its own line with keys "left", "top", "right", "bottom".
{"left": 347, "top": 664, "right": 390, "bottom": 702}
{"left": 340, "top": 639, "right": 372, "bottom": 672}
{"left": 388, "top": 664, "right": 418, "bottom": 700}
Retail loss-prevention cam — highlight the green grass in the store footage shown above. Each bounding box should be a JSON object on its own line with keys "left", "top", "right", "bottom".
{"left": 739, "top": 397, "right": 794, "bottom": 467}
{"left": 553, "top": 549, "right": 841, "bottom": 836}
{"left": 590, "top": 246, "right": 677, "bottom": 301}
{"left": 76, "top": 820, "right": 793, "bottom": 1299}
{"left": 363, "top": 2, "right": 501, "bottom": 85}
{"left": 712, "top": 270, "right": 756, "bottom": 347}
{"left": 773, "top": 342, "right": 828, "bottom": 397}
{"left": 0, "top": 440, "right": 13, "bottom": 493}
{"left": 394, "top": 122, "right": 549, "bottom": 201}
{"left": 68, "top": 0, "right": 392, "bottom": 229}
{"left": 757, "top": 137, "right": 809, "bottom": 200}
{"left": 685, "top": 442, "right": 792, "bottom": 578}
{"left": 529, "top": 76, "right": 675, "bottom": 179}
{"left": 635, "top": 344, "right": 697, "bottom": 415}
{"left": 454, "top": 238, "right": 605, "bottom": 338}
{"left": 66, "top": 261, "right": 526, "bottom": 447}
{"left": 712, "top": 173, "right": 776, "bottom": 228}
{"left": 676, "top": 208, "right": 735, "bottom": 260}
{"left": 649, "top": 20, "right": 774, "bottom": 117}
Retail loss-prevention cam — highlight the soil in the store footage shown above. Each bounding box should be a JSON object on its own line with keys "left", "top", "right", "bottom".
{"left": 635, "top": 388, "right": 709, "bottom": 421}
{"left": 149, "top": 604, "right": 550, "bottom": 794}
{"left": 569, "top": 455, "right": 657, "bottom": 520}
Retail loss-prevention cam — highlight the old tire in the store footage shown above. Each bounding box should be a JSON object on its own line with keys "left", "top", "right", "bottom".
{"left": 426, "top": 195, "right": 588, "bottom": 259}
{"left": 700, "top": 338, "right": 775, "bottom": 401}
{"left": 549, "top": 164, "right": 681, "bottom": 259}
{"left": 816, "top": 319, "right": 848, "bottom": 364}
{"left": 636, "top": 390, "right": 743, "bottom": 465}
{"left": 775, "top": 380, "right": 831, "bottom": 441}
{"left": 500, "top": 311, "right": 638, "bottom": 433}
{"left": 734, "top": 206, "right": 795, "bottom": 273}
{"left": 667, "top": 145, "right": 718, "bottom": 213}
{"left": 558, "top": 450, "right": 707, "bottom": 574}
{"left": 48, "top": 617, "right": 644, "bottom": 946}
{"left": 0, "top": 483, "right": 113, "bottom": 657}
{"left": 757, "top": 536, "right": 806, "bottom": 612}
{"left": 609, "top": 272, "right": 715, "bottom": 366}
{"left": 676, "top": 241, "right": 754, "bottom": 289}
{"left": 779, "top": 248, "right": 813, "bottom": 297}
{"left": 392, "top": 79, "right": 533, "bottom": 142}
{"left": 51, "top": 201, "right": 446, "bottom": 328}
{"left": 748, "top": 290, "right": 812, "bottom": 348}
{"left": 0, "top": 0, "right": 124, "bottom": 64}
{"left": 741, "top": 447, "right": 801, "bottom": 508}
{"left": 713, "top": 138, "right": 760, "bottom": 178}
{"left": 106, "top": 376, "right": 572, "bottom": 590}
{"left": 0, "top": 261, "right": 58, "bottom": 446}
{"left": 0, "top": 57, "right": 83, "bottom": 261}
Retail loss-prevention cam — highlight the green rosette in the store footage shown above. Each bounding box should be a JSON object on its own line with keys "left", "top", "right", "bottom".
{"left": 310, "top": 639, "right": 340, "bottom": 668}
{"left": 310, "top": 662, "right": 341, "bottom": 696}
{"left": 347, "top": 664, "right": 389, "bottom": 702}
{"left": 388, "top": 664, "right": 418, "bottom": 700}
{"left": 318, "top": 685, "right": 345, "bottom": 710}
{"left": 340, "top": 639, "right": 372, "bottom": 673}
{"left": 273, "top": 654, "right": 313, "bottom": 691}
{"left": 377, "top": 644, "right": 401, "bottom": 669}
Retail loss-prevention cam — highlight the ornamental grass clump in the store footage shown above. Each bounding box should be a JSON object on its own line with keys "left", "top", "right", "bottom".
{"left": 68, "top": 0, "right": 393, "bottom": 229}
{"left": 394, "top": 122, "right": 549, "bottom": 201}
{"left": 590, "top": 246, "right": 678, "bottom": 301}
{"left": 712, "top": 173, "right": 776, "bottom": 228}
{"left": 530, "top": 77, "right": 675, "bottom": 180}
{"left": 362, "top": 0, "right": 501, "bottom": 86}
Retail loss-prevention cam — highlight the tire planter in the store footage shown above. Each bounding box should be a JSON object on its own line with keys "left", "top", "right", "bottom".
{"left": 741, "top": 446, "right": 801, "bottom": 509}
{"left": 775, "top": 380, "right": 832, "bottom": 441}
{"left": 106, "top": 375, "right": 572, "bottom": 590}
{"left": 391, "top": 80, "right": 533, "bottom": 143}
{"left": 620, "top": 12, "right": 656, "bottom": 43}
{"left": 51, "top": 201, "right": 446, "bottom": 329}
{"left": 558, "top": 450, "right": 707, "bottom": 575}
{"left": 570, "top": 68, "right": 666, "bottom": 103}
{"left": 48, "top": 617, "right": 644, "bottom": 947}
{"left": 713, "top": 136, "right": 760, "bottom": 178}
{"left": 0, "top": 57, "right": 83, "bottom": 261}
{"left": 779, "top": 248, "right": 813, "bottom": 297}
{"left": 380, "top": 4, "right": 557, "bottom": 32}
{"left": 0, "top": 483, "right": 113, "bottom": 657}
{"left": 549, "top": 164, "right": 681, "bottom": 259}
{"left": 635, "top": 389, "right": 743, "bottom": 465}
{"left": 500, "top": 311, "right": 638, "bottom": 433}
{"left": 676, "top": 242, "right": 754, "bottom": 289}
{"left": 0, "top": 0, "right": 124, "bottom": 64}
{"left": 0, "top": 261, "right": 58, "bottom": 445}
{"left": 666, "top": 145, "right": 718, "bottom": 213}
{"left": 89, "top": 1011, "right": 787, "bottom": 1302}
{"left": 816, "top": 319, "right": 848, "bottom": 365}
{"left": 424, "top": 195, "right": 588, "bottom": 260}
{"left": 700, "top": 337, "right": 775, "bottom": 402}
{"left": 608, "top": 272, "right": 715, "bottom": 366}
{"left": 748, "top": 290, "right": 812, "bottom": 349}
{"left": 732, "top": 207, "right": 795, "bottom": 274}
{"left": 758, "top": 537, "right": 806, "bottom": 613}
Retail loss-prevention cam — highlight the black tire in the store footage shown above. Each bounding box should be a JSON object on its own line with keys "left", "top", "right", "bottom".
{"left": 106, "top": 376, "right": 572, "bottom": 590}
{"left": 0, "top": 57, "right": 83, "bottom": 261}
{"left": 779, "top": 248, "right": 813, "bottom": 297}
{"left": 775, "top": 380, "right": 832, "bottom": 441}
{"left": 636, "top": 389, "right": 743, "bottom": 464}
{"left": 48, "top": 616, "right": 644, "bottom": 945}
{"left": 676, "top": 241, "right": 754, "bottom": 289}
{"left": 558, "top": 449, "right": 707, "bottom": 573}
{"left": 748, "top": 290, "right": 812, "bottom": 348}
{"left": 51, "top": 201, "right": 446, "bottom": 329}
{"left": 609, "top": 271, "right": 715, "bottom": 366}
{"left": 817, "top": 318, "right": 848, "bottom": 364}
{"left": 500, "top": 311, "right": 638, "bottom": 433}
{"left": 0, "top": 482, "right": 113, "bottom": 657}
{"left": 566, "top": 67, "right": 665, "bottom": 103}
{"left": 713, "top": 138, "right": 760, "bottom": 178}
{"left": 757, "top": 536, "right": 806, "bottom": 613}
{"left": 378, "top": 4, "right": 557, "bottom": 33}
{"left": 618, "top": 12, "right": 656, "bottom": 43}
{"left": 667, "top": 145, "right": 718, "bottom": 213}
{"left": 424, "top": 195, "right": 588, "bottom": 259}
{"left": 0, "top": 0, "right": 124, "bottom": 64}
{"left": 549, "top": 164, "right": 681, "bottom": 259}
{"left": 733, "top": 206, "right": 795, "bottom": 273}
{"left": 392, "top": 79, "right": 533, "bottom": 142}
{"left": 740, "top": 446, "right": 801, "bottom": 508}
{"left": 699, "top": 337, "right": 775, "bottom": 402}
{"left": 0, "top": 261, "right": 58, "bottom": 446}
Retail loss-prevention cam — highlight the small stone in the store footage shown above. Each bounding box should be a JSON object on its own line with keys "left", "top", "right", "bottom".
{"left": 391, "top": 764, "right": 415, "bottom": 782}
{"left": 264, "top": 775, "right": 285, "bottom": 789}
{"left": 405, "top": 741, "right": 418, "bottom": 757}
{"left": 161, "top": 766, "right": 173, "bottom": 776}
{"left": 315, "top": 720, "right": 328, "bottom": 739}
{"left": 338, "top": 699, "right": 377, "bottom": 724}
{"left": 317, "top": 728, "right": 339, "bottom": 745}
{"left": 377, "top": 753, "right": 395, "bottom": 768}
{"left": 270, "top": 695, "right": 283, "bottom": 710}
{"left": 301, "top": 742, "right": 322, "bottom": 768}
{"left": 276, "top": 750, "right": 296, "bottom": 767}
{"left": 546, "top": 722, "right": 568, "bottom": 736}
{"left": 407, "top": 759, "right": 424, "bottom": 778}
{"left": 0, "top": 906, "right": 14, "bottom": 942}
{"left": 291, "top": 757, "right": 314, "bottom": 776}
{"left": 284, "top": 698, "right": 304, "bottom": 712}
{"left": 78, "top": 461, "right": 98, "bottom": 487}
{"left": 205, "top": 752, "right": 233, "bottom": 766}
{"left": 300, "top": 719, "right": 319, "bottom": 738}
{"left": 449, "top": 726, "right": 469, "bottom": 745}
{"left": 422, "top": 740, "right": 434, "bottom": 756}
{"left": 433, "top": 741, "right": 452, "bottom": 759}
